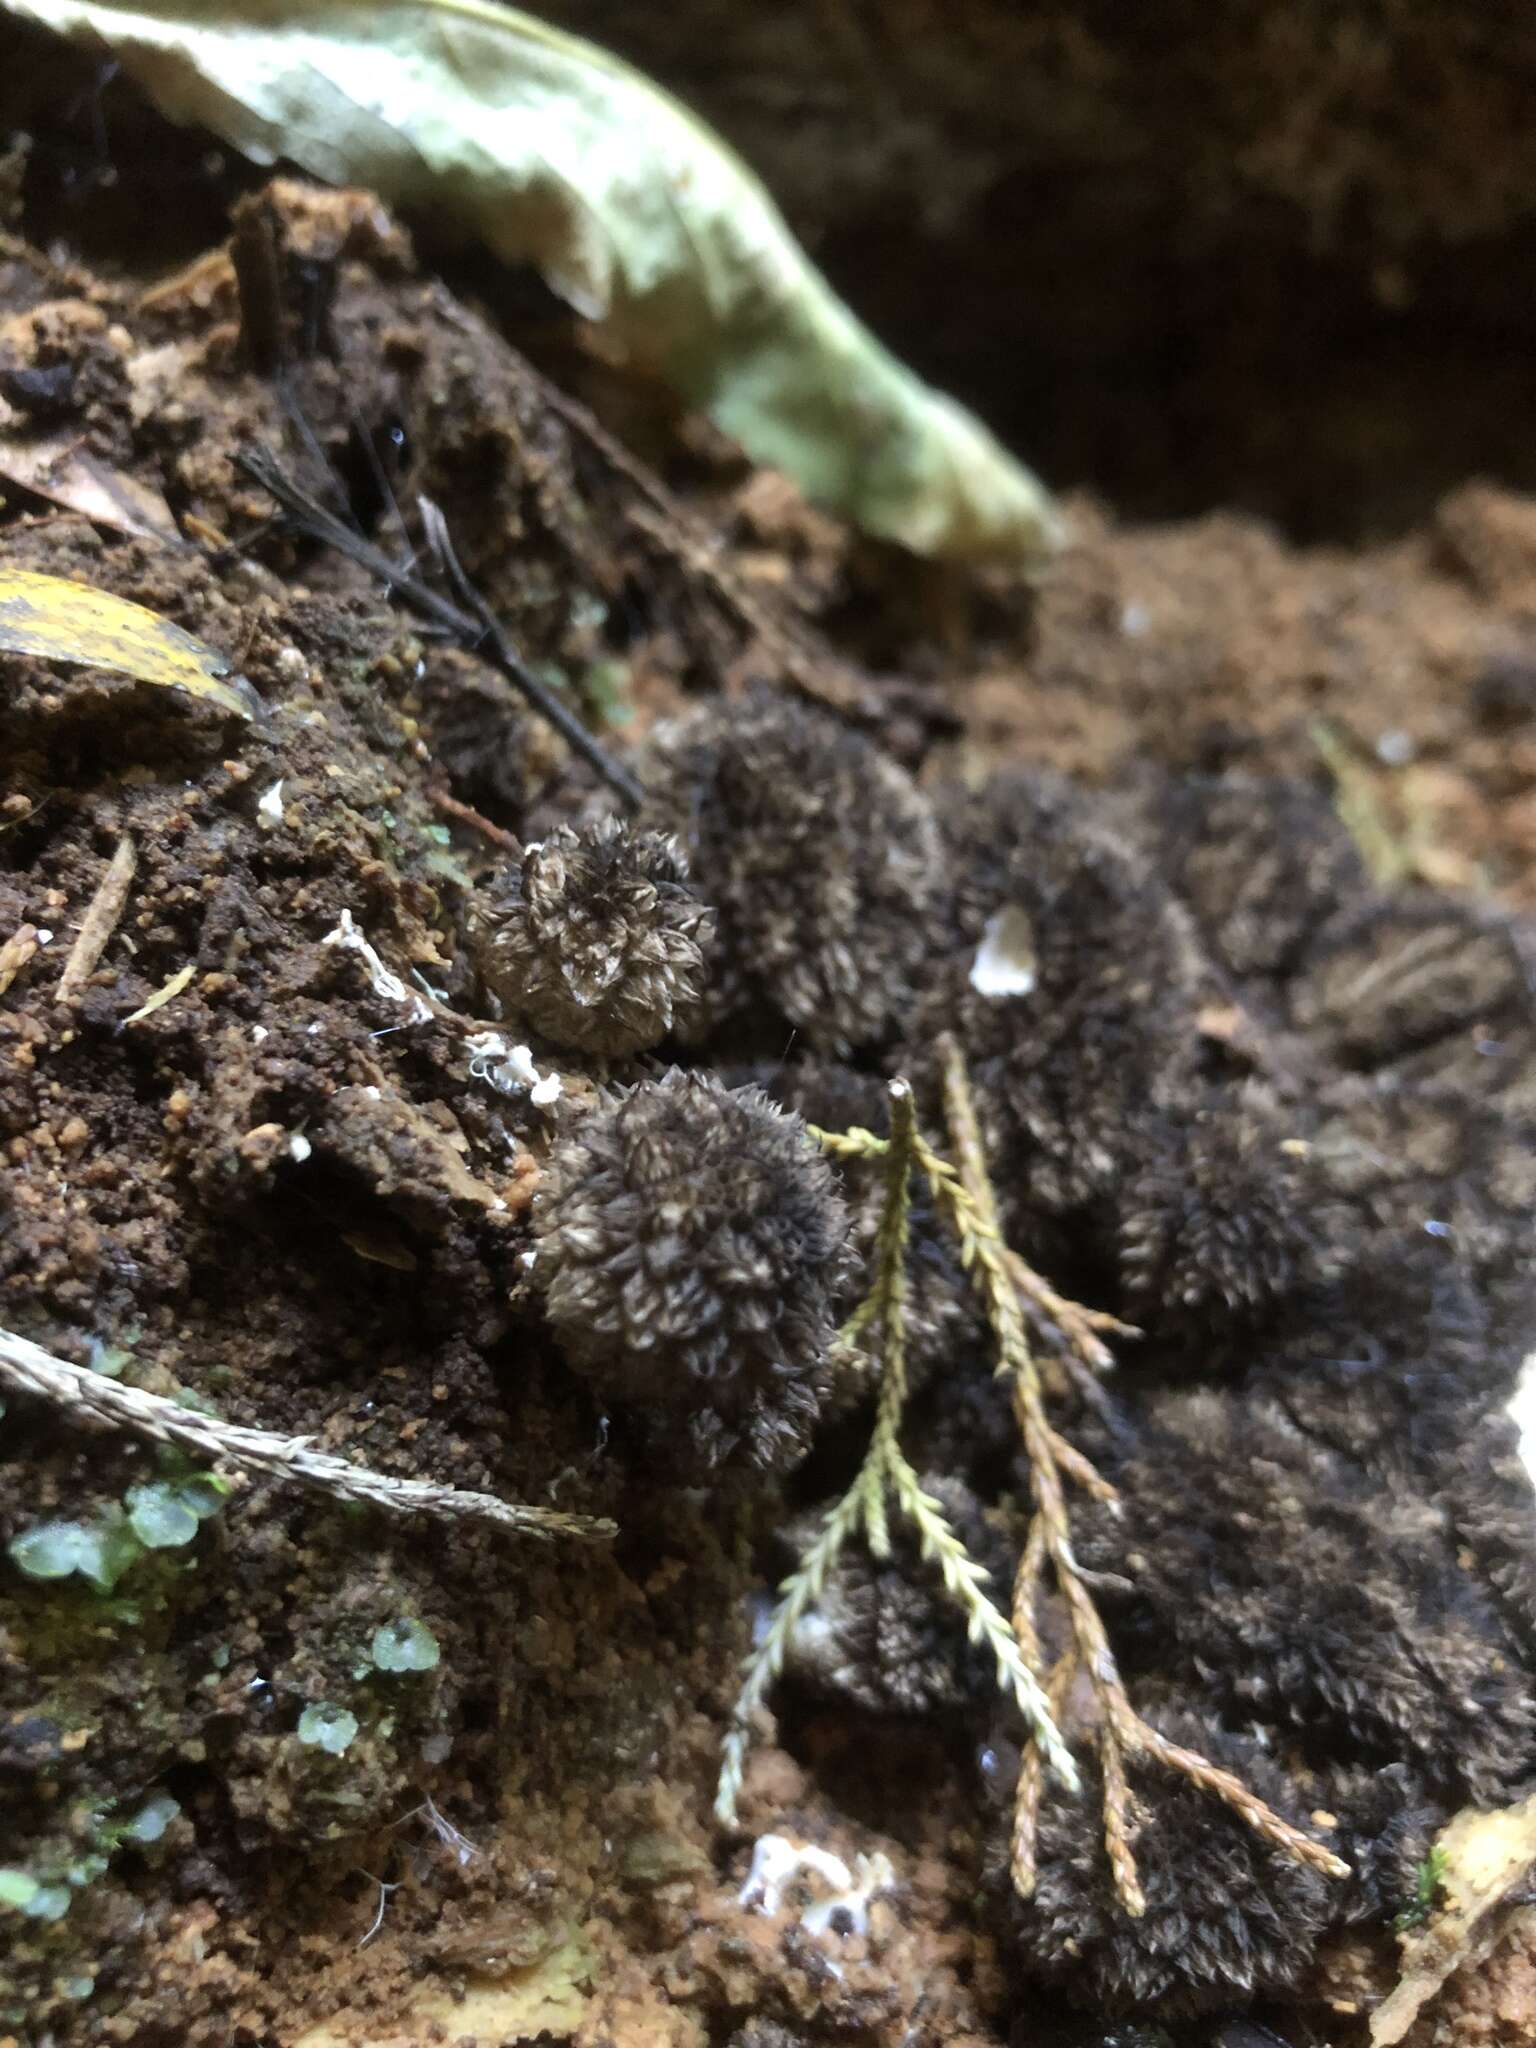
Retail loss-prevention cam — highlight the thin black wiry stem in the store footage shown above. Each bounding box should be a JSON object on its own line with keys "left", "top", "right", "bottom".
{"left": 235, "top": 446, "right": 643, "bottom": 809}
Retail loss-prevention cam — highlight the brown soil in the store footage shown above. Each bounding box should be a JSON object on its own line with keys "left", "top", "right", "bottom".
{"left": 1, "top": 29, "right": 1534, "bottom": 2048}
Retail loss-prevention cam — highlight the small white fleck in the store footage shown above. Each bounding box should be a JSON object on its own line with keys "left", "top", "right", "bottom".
{"left": 520, "top": 1250, "right": 538, "bottom": 1271}
{"left": 287, "top": 1133, "right": 312, "bottom": 1163}
{"left": 970, "top": 905, "right": 1037, "bottom": 998}
{"left": 275, "top": 646, "right": 308, "bottom": 681}
{"left": 35, "top": 928, "right": 53, "bottom": 946}
{"left": 1375, "top": 729, "right": 1415, "bottom": 766}
{"left": 251, "top": 1025, "right": 269, "bottom": 1043}
{"left": 1508, "top": 1352, "right": 1536, "bottom": 1494}
{"left": 257, "top": 779, "right": 286, "bottom": 825}
{"left": 800, "top": 1851, "right": 895, "bottom": 1940}
{"left": 363, "top": 1086, "right": 382, "bottom": 1100}
{"left": 739, "top": 1835, "right": 851, "bottom": 1918}
{"left": 1120, "top": 600, "right": 1150, "bottom": 637}
{"left": 466, "top": 1030, "right": 561, "bottom": 1104}
{"left": 320, "top": 909, "right": 431, "bottom": 1023}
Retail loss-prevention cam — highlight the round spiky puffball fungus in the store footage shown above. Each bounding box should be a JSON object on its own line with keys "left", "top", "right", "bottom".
{"left": 1006, "top": 1714, "right": 1334, "bottom": 2017}
{"left": 533, "top": 1070, "right": 852, "bottom": 1472}
{"left": 474, "top": 818, "right": 714, "bottom": 1056}
{"left": 638, "top": 693, "right": 945, "bottom": 1054}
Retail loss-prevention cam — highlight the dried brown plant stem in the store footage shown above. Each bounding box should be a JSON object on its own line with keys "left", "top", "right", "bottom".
{"left": 0, "top": 1324, "right": 614, "bottom": 1543}
{"left": 427, "top": 785, "right": 522, "bottom": 855}
{"left": 930, "top": 1033, "right": 1350, "bottom": 1915}
{"left": 55, "top": 833, "right": 136, "bottom": 1004}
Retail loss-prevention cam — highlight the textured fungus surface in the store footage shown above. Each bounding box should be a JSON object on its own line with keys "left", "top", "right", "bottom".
{"left": 534, "top": 1071, "right": 851, "bottom": 1472}
{"left": 639, "top": 692, "right": 946, "bottom": 1055}
{"left": 473, "top": 816, "right": 714, "bottom": 1056}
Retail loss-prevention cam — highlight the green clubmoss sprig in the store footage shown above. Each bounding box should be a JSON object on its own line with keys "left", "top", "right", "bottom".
{"left": 932, "top": 1033, "right": 1351, "bottom": 1916}
{"left": 716, "top": 1047, "right": 1351, "bottom": 1927}
{"left": 714, "top": 1078, "right": 1077, "bottom": 1827}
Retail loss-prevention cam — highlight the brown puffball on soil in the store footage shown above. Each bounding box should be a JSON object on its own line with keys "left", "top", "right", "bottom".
{"left": 1004, "top": 1713, "right": 1337, "bottom": 2017}
{"left": 918, "top": 769, "right": 1214, "bottom": 1221}
{"left": 778, "top": 1475, "right": 1010, "bottom": 1715}
{"left": 637, "top": 690, "right": 947, "bottom": 1055}
{"left": 1069, "top": 1387, "right": 1536, "bottom": 1804}
{"left": 532, "top": 1069, "right": 853, "bottom": 1472}
{"left": 472, "top": 815, "right": 715, "bottom": 1055}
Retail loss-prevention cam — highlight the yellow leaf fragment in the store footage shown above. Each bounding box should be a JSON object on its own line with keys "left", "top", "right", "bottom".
{"left": 0, "top": 567, "right": 255, "bottom": 718}
{"left": 0, "top": 923, "right": 41, "bottom": 996}
{"left": 290, "top": 1922, "right": 597, "bottom": 2046}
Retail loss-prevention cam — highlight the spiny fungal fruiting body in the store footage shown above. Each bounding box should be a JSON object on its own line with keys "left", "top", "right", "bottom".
{"left": 533, "top": 1069, "right": 851, "bottom": 1472}
{"left": 475, "top": 817, "right": 713, "bottom": 1056}
{"left": 1006, "top": 1713, "right": 1335, "bottom": 2016}
{"left": 639, "top": 692, "right": 944, "bottom": 1054}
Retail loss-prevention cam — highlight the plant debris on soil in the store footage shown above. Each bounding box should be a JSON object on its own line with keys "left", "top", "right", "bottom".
{"left": 2, "top": 59, "right": 1536, "bottom": 2048}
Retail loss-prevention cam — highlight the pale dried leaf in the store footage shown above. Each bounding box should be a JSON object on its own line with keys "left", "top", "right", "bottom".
{"left": 6, "top": 0, "right": 1059, "bottom": 562}
{"left": 122, "top": 960, "right": 196, "bottom": 1023}
{"left": 0, "top": 430, "right": 179, "bottom": 540}
{"left": 1371, "top": 1791, "right": 1536, "bottom": 2045}
{"left": 290, "top": 1923, "right": 597, "bottom": 2046}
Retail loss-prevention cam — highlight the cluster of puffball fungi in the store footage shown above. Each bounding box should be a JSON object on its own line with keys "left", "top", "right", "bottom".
{"left": 472, "top": 691, "right": 1536, "bottom": 2022}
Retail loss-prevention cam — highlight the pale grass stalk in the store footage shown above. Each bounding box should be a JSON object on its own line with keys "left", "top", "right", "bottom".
{"left": 0, "top": 1324, "right": 614, "bottom": 1544}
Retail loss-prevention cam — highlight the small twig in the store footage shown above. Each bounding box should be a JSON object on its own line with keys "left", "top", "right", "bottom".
{"left": 229, "top": 191, "right": 287, "bottom": 378}
{"left": 1012, "top": 1649, "right": 1077, "bottom": 1898}
{"left": 715, "top": 1483, "right": 867, "bottom": 1826}
{"left": 1311, "top": 718, "right": 1413, "bottom": 886}
{"left": 0, "top": 1325, "right": 614, "bottom": 1543}
{"left": 428, "top": 785, "right": 523, "bottom": 856}
{"left": 235, "top": 447, "right": 643, "bottom": 810}
{"left": 55, "top": 834, "right": 136, "bottom": 1005}
{"left": 1120, "top": 1713, "right": 1350, "bottom": 1882}
{"left": 1008, "top": 1247, "right": 1136, "bottom": 1379}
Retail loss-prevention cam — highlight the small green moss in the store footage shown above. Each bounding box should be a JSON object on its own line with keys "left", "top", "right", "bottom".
{"left": 581, "top": 657, "right": 634, "bottom": 727}
{"left": 1395, "top": 1842, "right": 1451, "bottom": 1932}
{"left": 125, "top": 1485, "right": 199, "bottom": 1550}
{"left": 297, "top": 1703, "right": 359, "bottom": 1756}
{"left": 8, "top": 1512, "right": 142, "bottom": 1594}
{"left": 123, "top": 1794, "right": 180, "bottom": 1845}
{"left": 125, "top": 1474, "right": 227, "bottom": 1549}
{"left": 8, "top": 1522, "right": 94, "bottom": 1583}
{"left": 369, "top": 1618, "right": 440, "bottom": 1674}
{"left": 0, "top": 1868, "right": 39, "bottom": 1910}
